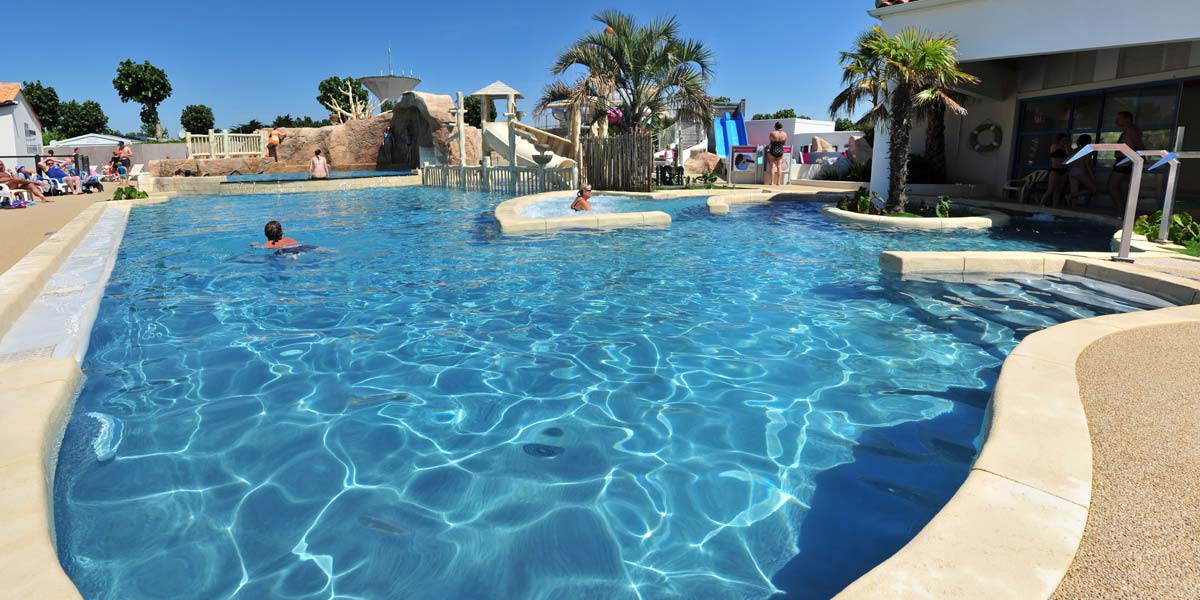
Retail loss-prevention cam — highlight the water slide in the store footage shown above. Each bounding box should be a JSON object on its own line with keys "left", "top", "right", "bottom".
{"left": 482, "top": 122, "right": 576, "bottom": 168}
{"left": 713, "top": 111, "right": 747, "bottom": 158}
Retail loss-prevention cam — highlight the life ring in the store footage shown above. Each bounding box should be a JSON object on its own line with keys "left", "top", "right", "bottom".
{"left": 970, "top": 122, "right": 1002, "bottom": 153}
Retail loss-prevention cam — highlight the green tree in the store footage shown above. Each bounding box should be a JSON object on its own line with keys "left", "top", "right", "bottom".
{"left": 113, "top": 59, "right": 173, "bottom": 140}
{"left": 380, "top": 100, "right": 394, "bottom": 113}
{"left": 229, "top": 119, "right": 266, "bottom": 134}
{"left": 292, "top": 116, "right": 328, "bottom": 128}
{"left": 712, "top": 96, "right": 731, "bottom": 104}
{"left": 22, "top": 80, "right": 60, "bottom": 131}
{"left": 538, "top": 10, "right": 713, "bottom": 135}
{"left": 180, "top": 104, "right": 215, "bottom": 134}
{"left": 752, "top": 109, "right": 800, "bottom": 120}
{"left": 272, "top": 114, "right": 295, "bottom": 128}
{"left": 462, "top": 95, "right": 496, "bottom": 127}
{"left": 834, "top": 117, "right": 857, "bottom": 131}
{"left": 829, "top": 27, "right": 976, "bottom": 211}
{"left": 317, "top": 76, "right": 371, "bottom": 118}
{"left": 57, "top": 100, "right": 110, "bottom": 138}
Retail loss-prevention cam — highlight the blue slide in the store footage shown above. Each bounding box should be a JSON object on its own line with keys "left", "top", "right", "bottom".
{"left": 713, "top": 111, "right": 748, "bottom": 158}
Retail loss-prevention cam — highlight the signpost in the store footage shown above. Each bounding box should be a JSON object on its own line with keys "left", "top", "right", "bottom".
{"left": 1066, "top": 144, "right": 1143, "bottom": 262}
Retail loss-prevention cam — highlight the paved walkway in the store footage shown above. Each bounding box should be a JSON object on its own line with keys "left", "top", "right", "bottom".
{"left": 0, "top": 195, "right": 98, "bottom": 275}
{"left": 1052, "top": 322, "right": 1200, "bottom": 599}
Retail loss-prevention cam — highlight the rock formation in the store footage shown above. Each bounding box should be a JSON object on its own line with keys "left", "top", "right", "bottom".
{"left": 148, "top": 91, "right": 485, "bottom": 176}
{"left": 810, "top": 136, "right": 835, "bottom": 153}
{"left": 847, "top": 136, "right": 873, "bottom": 163}
{"left": 684, "top": 151, "right": 722, "bottom": 175}
{"left": 384, "top": 92, "right": 482, "bottom": 170}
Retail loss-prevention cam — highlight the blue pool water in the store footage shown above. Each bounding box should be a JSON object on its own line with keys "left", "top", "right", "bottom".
{"left": 54, "top": 190, "right": 1161, "bottom": 600}
{"left": 225, "top": 170, "right": 411, "bottom": 183}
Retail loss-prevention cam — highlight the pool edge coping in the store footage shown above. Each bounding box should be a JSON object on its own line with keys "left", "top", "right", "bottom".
{"left": 834, "top": 250, "right": 1200, "bottom": 600}
{"left": 819, "top": 205, "right": 1010, "bottom": 230}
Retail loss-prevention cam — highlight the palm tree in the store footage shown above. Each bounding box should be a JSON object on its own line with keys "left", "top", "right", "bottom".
{"left": 537, "top": 10, "right": 714, "bottom": 136}
{"left": 830, "top": 27, "right": 977, "bottom": 212}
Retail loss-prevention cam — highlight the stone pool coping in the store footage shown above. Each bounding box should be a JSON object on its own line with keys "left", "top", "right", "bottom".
{"left": 493, "top": 188, "right": 754, "bottom": 233}
{"left": 820, "top": 205, "right": 1011, "bottom": 230}
{"left": 834, "top": 250, "right": 1200, "bottom": 600}
{"left": 141, "top": 173, "right": 421, "bottom": 196}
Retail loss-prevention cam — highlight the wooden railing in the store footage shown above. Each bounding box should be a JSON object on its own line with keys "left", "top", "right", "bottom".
{"left": 422, "top": 163, "right": 577, "bottom": 196}
{"left": 186, "top": 130, "right": 268, "bottom": 159}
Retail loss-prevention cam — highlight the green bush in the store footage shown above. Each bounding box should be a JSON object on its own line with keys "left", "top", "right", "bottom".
{"left": 1134, "top": 211, "right": 1200, "bottom": 245}
{"left": 111, "top": 186, "right": 148, "bottom": 201}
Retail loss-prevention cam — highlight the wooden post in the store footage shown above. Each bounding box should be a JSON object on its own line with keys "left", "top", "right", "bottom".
{"left": 456, "top": 91, "right": 467, "bottom": 170}
{"left": 506, "top": 93, "right": 518, "bottom": 195}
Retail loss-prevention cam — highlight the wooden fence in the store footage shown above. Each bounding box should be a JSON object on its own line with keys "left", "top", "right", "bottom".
{"left": 422, "top": 164, "right": 577, "bottom": 195}
{"left": 186, "top": 130, "right": 267, "bottom": 159}
{"left": 583, "top": 133, "right": 653, "bottom": 192}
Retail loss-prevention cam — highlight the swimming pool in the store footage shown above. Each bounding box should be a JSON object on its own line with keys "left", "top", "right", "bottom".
{"left": 54, "top": 189, "right": 1158, "bottom": 599}
{"left": 224, "top": 170, "right": 411, "bottom": 183}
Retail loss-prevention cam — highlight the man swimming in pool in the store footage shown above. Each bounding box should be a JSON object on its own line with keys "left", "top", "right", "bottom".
{"left": 254, "top": 220, "right": 301, "bottom": 249}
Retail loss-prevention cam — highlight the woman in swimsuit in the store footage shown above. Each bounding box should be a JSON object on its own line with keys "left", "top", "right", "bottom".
{"left": 1067, "top": 134, "right": 1098, "bottom": 207}
{"left": 767, "top": 122, "right": 788, "bottom": 186}
{"left": 267, "top": 128, "right": 285, "bottom": 162}
{"left": 571, "top": 185, "right": 593, "bottom": 212}
{"left": 1039, "top": 134, "right": 1071, "bottom": 208}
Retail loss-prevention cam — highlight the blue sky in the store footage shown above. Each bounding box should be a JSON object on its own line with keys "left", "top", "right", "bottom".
{"left": 14, "top": 1, "right": 877, "bottom": 135}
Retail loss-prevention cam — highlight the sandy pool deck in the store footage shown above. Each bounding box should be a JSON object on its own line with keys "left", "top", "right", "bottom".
{"left": 1052, "top": 322, "right": 1200, "bottom": 599}
{"left": 0, "top": 195, "right": 99, "bottom": 275}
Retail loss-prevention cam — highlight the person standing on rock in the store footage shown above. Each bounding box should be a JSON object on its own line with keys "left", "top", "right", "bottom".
{"left": 308, "top": 149, "right": 329, "bottom": 180}
{"left": 266, "top": 128, "right": 286, "bottom": 162}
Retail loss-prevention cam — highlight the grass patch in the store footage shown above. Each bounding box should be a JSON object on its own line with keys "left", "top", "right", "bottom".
{"left": 886, "top": 212, "right": 926, "bottom": 218}
{"left": 1175, "top": 243, "right": 1200, "bottom": 257}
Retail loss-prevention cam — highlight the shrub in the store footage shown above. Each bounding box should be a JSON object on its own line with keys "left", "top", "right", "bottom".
{"left": 1134, "top": 211, "right": 1200, "bottom": 246}
{"left": 111, "top": 186, "right": 148, "bottom": 201}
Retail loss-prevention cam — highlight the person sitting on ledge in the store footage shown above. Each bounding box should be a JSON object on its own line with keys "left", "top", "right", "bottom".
{"left": 571, "top": 185, "right": 593, "bottom": 212}
{"left": 253, "top": 220, "right": 302, "bottom": 249}
{"left": 308, "top": 149, "right": 329, "bottom": 180}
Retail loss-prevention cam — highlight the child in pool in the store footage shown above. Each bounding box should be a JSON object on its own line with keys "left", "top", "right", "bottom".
{"left": 253, "top": 220, "right": 301, "bottom": 249}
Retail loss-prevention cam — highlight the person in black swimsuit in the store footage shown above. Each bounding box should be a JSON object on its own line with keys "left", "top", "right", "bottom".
{"left": 1039, "top": 134, "right": 1071, "bottom": 208}
{"left": 1107, "top": 111, "right": 1145, "bottom": 216}
{"left": 766, "top": 122, "right": 788, "bottom": 186}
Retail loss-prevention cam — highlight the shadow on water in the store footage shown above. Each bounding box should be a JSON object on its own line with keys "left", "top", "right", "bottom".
{"left": 770, "top": 397, "right": 985, "bottom": 600}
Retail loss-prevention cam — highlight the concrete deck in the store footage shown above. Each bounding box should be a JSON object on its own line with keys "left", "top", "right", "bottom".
{"left": 1051, "top": 322, "right": 1200, "bottom": 600}
{"left": 0, "top": 195, "right": 98, "bottom": 275}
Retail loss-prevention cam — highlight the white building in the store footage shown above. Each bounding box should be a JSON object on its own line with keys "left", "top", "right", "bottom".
{"left": 48, "top": 133, "right": 132, "bottom": 148}
{"left": 868, "top": 0, "right": 1200, "bottom": 207}
{"left": 0, "top": 82, "right": 44, "bottom": 171}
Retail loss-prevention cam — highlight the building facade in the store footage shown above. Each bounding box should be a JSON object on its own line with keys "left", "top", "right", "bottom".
{"left": 868, "top": 0, "right": 1200, "bottom": 208}
{"left": 0, "top": 83, "right": 44, "bottom": 172}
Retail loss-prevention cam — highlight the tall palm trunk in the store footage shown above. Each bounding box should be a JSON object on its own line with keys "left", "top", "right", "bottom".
{"left": 888, "top": 87, "right": 914, "bottom": 212}
{"left": 925, "top": 100, "right": 947, "bottom": 184}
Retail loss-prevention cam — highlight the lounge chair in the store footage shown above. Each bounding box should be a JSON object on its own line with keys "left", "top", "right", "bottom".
{"left": 0, "top": 184, "right": 31, "bottom": 207}
{"left": 1003, "top": 170, "right": 1048, "bottom": 204}
{"left": 127, "top": 164, "right": 145, "bottom": 182}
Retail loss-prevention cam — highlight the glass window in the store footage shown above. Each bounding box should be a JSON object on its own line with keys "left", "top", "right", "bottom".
{"left": 1022, "top": 97, "right": 1071, "bottom": 131}
{"left": 1069, "top": 95, "right": 1102, "bottom": 132}
{"left": 1101, "top": 89, "right": 1139, "bottom": 128}
{"left": 1138, "top": 85, "right": 1178, "bottom": 126}
{"left": 1015, "top": 134, "right": 1059, "bottom": 169}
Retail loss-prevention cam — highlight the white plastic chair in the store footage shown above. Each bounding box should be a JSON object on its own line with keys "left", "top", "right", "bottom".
{"left": 1002, "top": 170, "right": 1049, "bottom": 204}
{"left": 0, "top": 184, "right": 32, "bottom": 205}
